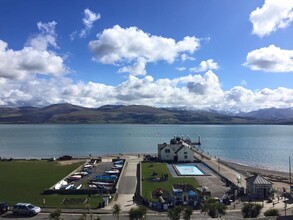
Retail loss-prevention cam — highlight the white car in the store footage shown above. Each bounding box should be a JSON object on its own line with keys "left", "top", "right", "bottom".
{"left": 12, "top": 203, "right": 41, "bottom": 216}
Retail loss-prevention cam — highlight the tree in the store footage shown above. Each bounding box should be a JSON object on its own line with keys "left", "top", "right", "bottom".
{"left": 167, "top": 206, "right": 183, "bottom": 220}
{"left": 241, "top": 203, "right": 263, "bottom": 218}
{"left": 112, "top": 203, "right": 122, "bottom": 220}
{"left": 49, "top": 209, "right": 62, "bottom": 220}
{"left": 200, "top": 197, "right": 227, "bottom": 218}
{"left": 182, "top": 206, "right": 193, "bottom": 220}
{"left": 128, "top": 206, "right": 147, "bottom": 220}
{"left": 264, "top": 208, "right": 280, "bottom": 216}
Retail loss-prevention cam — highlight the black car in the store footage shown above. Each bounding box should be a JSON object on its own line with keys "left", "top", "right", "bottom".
{"left": 0, "top": 202, "right": 8, "bottom": 214}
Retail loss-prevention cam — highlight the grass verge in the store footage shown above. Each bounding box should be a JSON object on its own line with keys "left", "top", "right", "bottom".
{"left": 0, "top": 160, "right": 102, "bottom": 208}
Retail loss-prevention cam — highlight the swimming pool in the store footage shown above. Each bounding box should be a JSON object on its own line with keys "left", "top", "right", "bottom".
{"left": 173, "top": 164, "right": 205, "bottom": 176}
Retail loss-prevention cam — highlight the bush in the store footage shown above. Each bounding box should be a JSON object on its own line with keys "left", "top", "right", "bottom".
{"left": 128, "top": 206, "right": 147, "bottom": 220}
{"left": 49, "top": 209, "right": 62, "bottom": 220}
{"left": 264, "top": 208, "right": 280, "bottom": 216}
{"left": 241, "top": 203, "right": 263, "bottom": 218}
{"left": 167, "top": 206, "right": 183, "bottom": 220}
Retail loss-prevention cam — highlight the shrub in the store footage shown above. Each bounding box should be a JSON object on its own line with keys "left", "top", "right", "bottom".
{"left": 264, "top": 208, "right": 280, "bottom": 216}
{"left": 49, "top": 209, "right": 62, "bottom": 220}
{"left": 241, "top": 203, "right": 263, "bottom": 218}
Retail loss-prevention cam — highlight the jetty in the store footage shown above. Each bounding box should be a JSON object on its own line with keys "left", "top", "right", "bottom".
{"left": 185, "top": 141, "right": 247, "bottom": 189}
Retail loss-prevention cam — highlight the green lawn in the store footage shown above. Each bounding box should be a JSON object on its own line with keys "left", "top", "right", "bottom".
{"left": 141, "top": 162, "right": 200, "bottom": 201}
{"left": 0, "top": 160, "right": 102, "bottom": 208}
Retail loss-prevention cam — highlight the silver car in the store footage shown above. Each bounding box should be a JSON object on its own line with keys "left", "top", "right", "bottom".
{"left": 12, "top": 203, "right": 41, "bottom": 216}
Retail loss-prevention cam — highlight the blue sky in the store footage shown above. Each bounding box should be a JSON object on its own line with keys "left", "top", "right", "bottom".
{"left": 0, "top": 0, "right": 293, "bottom": 112}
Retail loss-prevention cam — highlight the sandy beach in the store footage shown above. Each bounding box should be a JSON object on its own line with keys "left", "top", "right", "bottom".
{"left": 221, "top": 160, "right": 291, "bottom": 191}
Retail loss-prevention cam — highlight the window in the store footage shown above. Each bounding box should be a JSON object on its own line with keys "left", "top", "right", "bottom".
{"left": 165, "top": 149, "right": 170, "bottom": 153}
{"left": 184, "top": 152, "right": 187, "bottom": 154}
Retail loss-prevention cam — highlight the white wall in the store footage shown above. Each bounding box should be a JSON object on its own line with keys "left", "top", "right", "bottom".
{"left": 177, "top": 147, "right": 194, "bottom": 162}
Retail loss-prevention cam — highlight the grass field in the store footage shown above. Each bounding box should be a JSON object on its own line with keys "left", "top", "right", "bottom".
{"left": 141, "top": 162, "right": 200, "bottom": 201}
{"left": 0, "top": 160, "right": 102, "bottom": 208}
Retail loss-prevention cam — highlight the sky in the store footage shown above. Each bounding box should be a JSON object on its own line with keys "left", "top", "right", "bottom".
{"left": 0, "top": 0, "right": 293, "bottom": 112}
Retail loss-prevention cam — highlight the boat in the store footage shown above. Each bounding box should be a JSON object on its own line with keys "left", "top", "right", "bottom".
{"left": 105, "top": 169, "right": 120, "bottom": 174}
{"left": 89, "top": 184, "right": 97, "bottom": 188}
{"left": 114, "top": 160, "right": 124, "bottom": 164}
{"left": 113, "top": 164, "right": 123, "bottom": 168}
{"left": 65, "top": 184, "right": 74, "bottom": 190}
{"left": 73, "top": 172, "right": 88, "bottom": 176}
{"left": 54, "top": 180, "right": 68, "bottom": 190}
{"left": 67, "top": 175, "right": 82, "bottom": 181}
{"left": 96, "top": 174, "right": 117, "bottom": 181}
{"left": 91, "top": 181, "right": 114, "bottom": 186}
{"left": 76, "top": 184, "right": 82, "bottom": 189}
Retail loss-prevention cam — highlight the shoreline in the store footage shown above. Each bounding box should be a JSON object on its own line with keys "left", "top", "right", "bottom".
{"left": 221, "top": 160, "right": 291, "bottom": 189}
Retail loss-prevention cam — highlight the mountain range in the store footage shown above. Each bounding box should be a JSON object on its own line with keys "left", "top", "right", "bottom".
{"left": 0, "top": 103, "right": 293, "bottom": 124}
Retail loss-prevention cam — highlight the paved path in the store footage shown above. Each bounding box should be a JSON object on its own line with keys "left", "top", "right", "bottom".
{"left": 101, "top": 155, "right": 142, "bottom": 212}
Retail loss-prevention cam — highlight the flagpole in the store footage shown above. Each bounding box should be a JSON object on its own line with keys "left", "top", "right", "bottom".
{"left": 289, "top": 156, "right": 292, "bottom": 193}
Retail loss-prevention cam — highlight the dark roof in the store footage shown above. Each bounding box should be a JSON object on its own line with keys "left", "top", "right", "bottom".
{"left": 245, "top": 174, "right": 272, "bottom": 185}
{"left": 175, "top": 145, "right": 185, "bottom": 153}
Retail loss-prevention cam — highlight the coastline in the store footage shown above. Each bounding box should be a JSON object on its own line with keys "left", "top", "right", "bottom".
{"left": 221, "top": 160, "right": 291, "bottom": 190}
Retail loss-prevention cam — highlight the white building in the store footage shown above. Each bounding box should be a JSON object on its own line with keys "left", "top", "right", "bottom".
{"left": 158, "top": 142, "right": 195, "bottom": 162}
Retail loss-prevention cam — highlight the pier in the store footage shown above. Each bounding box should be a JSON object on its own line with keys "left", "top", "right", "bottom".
{"left": 183, "top": 141, "right": 247, "bottom": 189}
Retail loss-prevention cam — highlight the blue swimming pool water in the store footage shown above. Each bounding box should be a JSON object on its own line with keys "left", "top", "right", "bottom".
{"left": 174, "top": 164, "right": 205, "bottom": 175}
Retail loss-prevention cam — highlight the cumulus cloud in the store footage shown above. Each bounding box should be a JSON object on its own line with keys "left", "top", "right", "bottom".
{"left": 27, "top": 21, "right": 58, "bottom": 50}
{"left": 250, "top": 0, "right": 293, "bottom": 37}
{"left": 0, "top": 21, "right": 68, "bottom": 80}
{"left": 243, "top": 44, "right": 293, "bottom": 72}
{"left": 80, "top": 8, "right": 101, "bottom": 38}
{"left": 118, "top": 57, "right": 147, "bottom": 76}
{"left": 189, "top": 59, "right": 219, "bottom": 72}
{"left": 89, "top": 25, "right": 200, "bottom": 74}
{"left": 70, "top": 9, "right": 101, "bottom": 40}
{"left": 1, "top": 71, "right": 293, "bottom": 112}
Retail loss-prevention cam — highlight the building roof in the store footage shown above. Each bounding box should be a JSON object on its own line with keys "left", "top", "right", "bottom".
{"left": 175, "top": 145, "right": 185, "bottom": 153}
{"left": 245, "top": 174, "right": 272, "bottom": 185}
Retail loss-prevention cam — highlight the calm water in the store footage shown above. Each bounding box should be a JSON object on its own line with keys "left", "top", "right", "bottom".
{"left": 0, "top": 124, "right": 292, "bottom": 171}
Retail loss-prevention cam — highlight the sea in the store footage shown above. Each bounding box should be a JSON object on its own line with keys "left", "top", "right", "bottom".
{"left": 0, "top": 124, "right": 292, "bottom": 172}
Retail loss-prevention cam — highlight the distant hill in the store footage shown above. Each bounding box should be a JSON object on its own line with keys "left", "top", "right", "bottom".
{"left": 237, "top": 107, "right": 293, "bottom": 123}
{"left": 0, "top": 103, "right": 292, "bottom": 124}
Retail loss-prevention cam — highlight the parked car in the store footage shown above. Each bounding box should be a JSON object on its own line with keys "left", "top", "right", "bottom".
{"left": 12, "top": 203, "right": 41, "bottom": 216}
{"left": 0, "top": 202, "right": 8, "bottom": 214}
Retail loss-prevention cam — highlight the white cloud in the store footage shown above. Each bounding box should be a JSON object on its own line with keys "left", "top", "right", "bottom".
{"left": 189, "top": 59, "right": 219, "bottom": 72}
{"left": 250, "top": 0, "right": 293, "bottom": 37}
{"left": 0, "top": 21, "right": 68, "bottom": 80}
{"left": 89, "top": 25, "right": 200, "bottom": 74}
{"left": 180, "top": 53, "right": 195, "bottom": 61}
{"left": 80, "top": 8, "right": 101, "bottom": 38}
{"left": 176, "top": 67, "right": 186, "bottom": 71}
{"left": 118, "top": 58, "right": 147, "bottom": 76}
{"left": 27, "top": 21, "right": 58, "bottom": 51}
{"left": 243, "top": 44, "right": 293, "bottom": 72}
{"left": 1, "top": 71, "right": 293, "bottom": 112}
